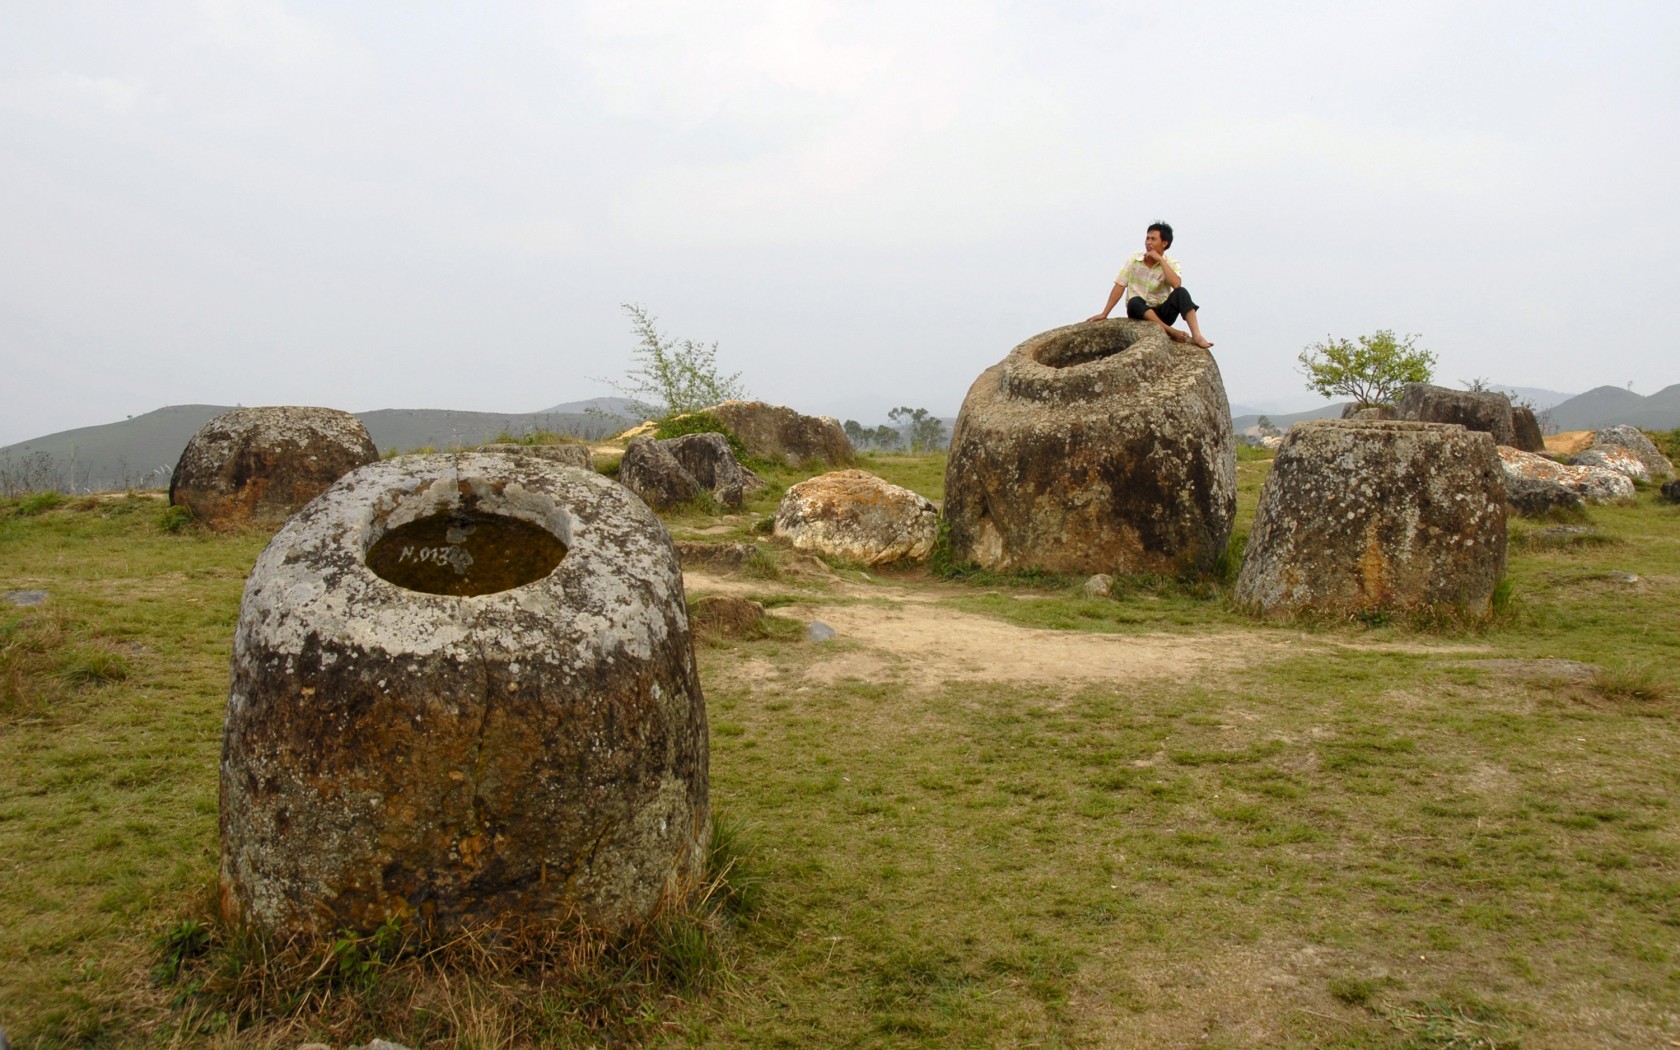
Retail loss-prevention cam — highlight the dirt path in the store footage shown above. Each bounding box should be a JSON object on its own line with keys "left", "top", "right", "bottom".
{"left": 684, "top": 569, "right": 1388, "bottom": 691}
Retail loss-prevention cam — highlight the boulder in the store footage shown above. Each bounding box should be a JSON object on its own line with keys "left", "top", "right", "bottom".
{"left": 1260, "top": 434, "right": 1284, "bottom": 451}
{"left": 1591, "top": 425, "right": 1674, "bottom": 480}
{"left": 1508, "top": 406, "right": 1546, "bottom": 453}
{"left": 1395, "top": 384, "right": 1515, "bottom": 447}
{"left": 478, "top": 443, "right": 594, "bottom": 471}
{"left": 706, "top": 400, "right": 853, "bottom": 466}
{"left": 220, "top": 453, "right": 709, "bottom": 939}
{"left": 943, "top": 320, "right": 1236, "bottom": 575}
{"left": 1572, "top": 444, "right": 1651, "bottom": 483}
{"left": 617, "top": 433, "right": 747, "bottom": 511}
{"left": 773, "top": 469, "right": 938, "bottom": 566}
{"left": 1504, "top": 475, "right": 1584, "bottom": 518}
{"left": 1661, "top": 478, "right": 1680, "bottom": 504}
{"left": 170, "top": 407, "right": 379, "bottom": 528}
{"left": 1234, "top": 420, "right": 1506, "bottom": 618}
{"left": 1341, "top": 403, "right": 1397, "bottom": 421}
{"left": 1496, "top": 446, "right": 1636, "bottom": 504}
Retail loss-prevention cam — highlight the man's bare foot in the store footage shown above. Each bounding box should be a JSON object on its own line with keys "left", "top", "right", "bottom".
{"left": 1161, "top": 325, "right": 1189, "bottom": 343}
{"left": 1190, "top": 336, "right": 1214, "bottom": 349}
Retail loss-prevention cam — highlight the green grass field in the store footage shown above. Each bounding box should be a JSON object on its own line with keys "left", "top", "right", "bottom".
{"left": 2, "top": 455, "right": 1677, "bottom": 1048}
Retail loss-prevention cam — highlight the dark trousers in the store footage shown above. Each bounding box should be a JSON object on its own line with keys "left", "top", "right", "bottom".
{"left": 1127, "top": 286, "right": 1199, "bottom": 326}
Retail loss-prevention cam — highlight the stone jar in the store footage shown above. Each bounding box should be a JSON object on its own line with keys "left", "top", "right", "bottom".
{"left": 943, "top": 320, "right": 1236, "bottom": 575}
{"left": 170, "top": 406, "right": 379, "bottom": 528}
{"left": 220, "top": 453, "right": 709, "bottom": 939}
{"left": 1235, "top": 420, "right": 1506, "bottom": 618}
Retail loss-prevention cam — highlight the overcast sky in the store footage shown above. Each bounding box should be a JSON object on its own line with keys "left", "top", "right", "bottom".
{"left": 3, "top": 1, "right": 1676, "bottom": 446}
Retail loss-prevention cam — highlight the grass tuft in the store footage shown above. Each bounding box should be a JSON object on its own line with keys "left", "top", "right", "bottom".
{"left": 1590, "top": 663, "right": 1672, "bottom": 703}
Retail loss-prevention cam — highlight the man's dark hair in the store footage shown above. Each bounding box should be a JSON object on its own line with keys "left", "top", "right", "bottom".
{"left": 1148, "top": 221, "right": 1174, "bottom": 247}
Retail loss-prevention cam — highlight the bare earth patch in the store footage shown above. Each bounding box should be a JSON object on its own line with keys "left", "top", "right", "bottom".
{"left": 685, "top": 567, "right": 1309, "bottom": 691}
{"left": 789, "top": 602, "right": 1299, "bottom": 690}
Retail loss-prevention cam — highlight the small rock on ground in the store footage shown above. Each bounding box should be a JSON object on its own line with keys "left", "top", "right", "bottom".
{"left": 3, "top": 590, "right": 47, "bottom": 607}
{"left": 806, "top": 621, "right": 837, "bottom": 642}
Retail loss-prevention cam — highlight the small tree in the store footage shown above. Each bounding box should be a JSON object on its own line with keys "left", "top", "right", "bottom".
{"left": 598, "top": 304, "right": 749, "bottom": 420}
{"left": 1256, "top": 415, "right": 1280, "bottom": 438}
{"left": 1297, "top": 329, "right": 1436, "bottom": 407}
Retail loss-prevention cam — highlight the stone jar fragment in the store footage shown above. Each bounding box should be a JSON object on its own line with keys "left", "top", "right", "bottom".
{"left": 1235, "top": 420, "right": 1506, "bottom": 618}
{"left": 170, "top": 406, "right": 379, "bottom": 528}
{"left": 221, "top": 453, "right": 709, "bottom": 940}
{"left": 943, "top": 320, "right": 1236, "bottom": 575}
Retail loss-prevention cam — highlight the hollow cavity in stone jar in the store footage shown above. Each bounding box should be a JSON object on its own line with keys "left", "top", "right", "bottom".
{"left": 366, "top": 509, "right": 566, "bottom": 596}
{"left": 1032, "top": 326, "right": 1140, "bottom": 369}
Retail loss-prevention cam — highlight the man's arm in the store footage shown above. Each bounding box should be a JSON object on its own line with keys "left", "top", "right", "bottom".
{"left": 1146, "top": 250, "right": 1183, "bottom": 289}
{"left": 1086, "top": 282, "right": 1126, "bottom": 322}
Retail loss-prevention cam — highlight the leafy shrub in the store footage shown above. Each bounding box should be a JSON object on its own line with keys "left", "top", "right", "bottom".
{"left": 1298, "top": 329, "right": 1435, "bottom": 406}
{"left": 157, "top": 504, "right": 194, "bottom": 533}
{"left": 653, "top": 412, "right": 748, "bottom": 460}
{"left": 15, "top": 491, "right": 64, "bottom": 516}
{"left": 598, "top": 303, "right": 749, "bottom": 419}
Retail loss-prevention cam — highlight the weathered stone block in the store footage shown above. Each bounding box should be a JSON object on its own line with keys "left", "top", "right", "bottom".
{"left": 1396, "top": 384, "right": 1515, "bottom": 447}
{"left": 1235, "top": 420, "right": 1506, "bottom": 617}
{"left": 943, "top": 320, "right": 1236, "bottom": 575}
{"left": 221, "top": 453, "right": 708, "bottom": 939}
{"left": 1591, "top": 425, "right": 1674, "bottom": 481}
{"left": 707, "top": 400, "right": 854, "bottom": 466}
{"left": 1497, "top": 446, "right": 1636, "bottom": 504}
{"left": 1510, "top": 406, "right": 1546, "bottom": 452}
{"left": 618, "top": 433, "right": 747, "bottom": 511}
{"left": 773, "top": 469, "right": 938, "bottom": 566}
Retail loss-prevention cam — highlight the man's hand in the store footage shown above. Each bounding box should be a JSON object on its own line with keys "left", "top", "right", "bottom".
{"left": 1142, "top": 249, "right": 1162, "bottom": 266}
{"left": 1085, "top": 312, "right": 1110, "bottom": 323}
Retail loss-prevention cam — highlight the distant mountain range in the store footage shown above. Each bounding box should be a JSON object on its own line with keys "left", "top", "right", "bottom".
{"left": 0, "top": 399, "right": 641, "bottom": 492}
{"left": 4, "top": 385, "right": 1676, "bottom": 493}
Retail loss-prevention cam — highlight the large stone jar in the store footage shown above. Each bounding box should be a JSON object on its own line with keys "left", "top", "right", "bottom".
{"left": 943, "top": 320, "right": 1236, "bottom": 575}
{"left": 171, "top": 406, "right": 379, "bottom": 528}
{"left": 220, "top": 453, "right": 709, "bottom": 939}
{"left": 1235, "top": 420, "right": 1506, "bottom": 618}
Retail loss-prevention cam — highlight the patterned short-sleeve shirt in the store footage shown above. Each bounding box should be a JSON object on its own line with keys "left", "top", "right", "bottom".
{"left": 1115, "top": 252, "right": 1184, "bottom": 308}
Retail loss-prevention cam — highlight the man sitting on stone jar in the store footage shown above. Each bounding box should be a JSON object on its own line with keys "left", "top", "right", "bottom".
{"left": 1085, "top": 221, "right": 1214, "bottom": 349}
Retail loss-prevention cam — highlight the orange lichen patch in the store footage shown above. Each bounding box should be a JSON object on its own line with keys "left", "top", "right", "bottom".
{"left": 1357, "top": 526, "right": 1390, "bottom": 606}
